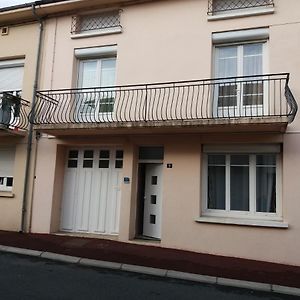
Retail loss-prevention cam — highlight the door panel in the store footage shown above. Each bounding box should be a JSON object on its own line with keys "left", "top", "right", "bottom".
{"left": 60, "top": 148, "right": 122, "bottom": 235}
{"left": 143, "top": 164, "right": 163, "bottom": 239}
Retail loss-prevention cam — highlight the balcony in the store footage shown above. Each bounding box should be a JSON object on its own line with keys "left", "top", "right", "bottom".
{"left": 0, "top": 92, "right": 30, "bottom": 136}
{"left": 207, "top": 0, "right": 274, "bottom": 15}
{"left": 31, "top": 73, "right": 297, "bottom": 136}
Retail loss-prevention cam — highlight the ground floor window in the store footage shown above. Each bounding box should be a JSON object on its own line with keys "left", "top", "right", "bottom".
{"left": 0, "top": 147, "right": 15, "bottom": 192}
{"left": 202, "top": 145, "right": 281, "bottom": 220}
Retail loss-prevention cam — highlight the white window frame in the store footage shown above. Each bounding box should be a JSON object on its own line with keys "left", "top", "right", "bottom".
{"left": 213, "top": 40, "right": 269, "bottom": 117}
{"left": 201, "top": 145, "right": 282, "bottom": 222}
{"left": 76, "top": 56, "right": 117, "bottom": 119}
{"left": 0, "top": 147, "right": 15, "bottom": 192}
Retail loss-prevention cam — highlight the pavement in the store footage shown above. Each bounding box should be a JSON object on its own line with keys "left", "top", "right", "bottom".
{"left": 1, "top": 252, "right": 298, "bottom": 300}
{"left": 0, "top": 231, "right": 300, "bottom": 297}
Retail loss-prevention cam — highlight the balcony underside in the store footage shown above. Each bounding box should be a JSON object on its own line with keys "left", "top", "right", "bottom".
{"left": 0, "top": 124, "right": 27, "bottom": 137}
{"left": 34, "top": 117, "right": 289, "bottom": 136}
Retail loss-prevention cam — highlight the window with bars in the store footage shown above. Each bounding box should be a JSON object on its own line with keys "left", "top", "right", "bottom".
{"left": 71, "top": 11, "right": 121, "bottom": 34}
{"left": 208, "top": 0, "right": 274, "bottom": 15}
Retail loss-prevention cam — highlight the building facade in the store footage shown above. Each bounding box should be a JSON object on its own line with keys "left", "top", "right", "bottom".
{"left": 1, "top": 0, "right": 300, "bottom": 266}
{"left": 0, "top": 9, "right": 39, "bottom": 231}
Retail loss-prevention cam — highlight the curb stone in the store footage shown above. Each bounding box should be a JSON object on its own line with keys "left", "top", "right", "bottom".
{"left": 79, "top": 258, "right": 121, "bottom": 270}
{"left": 121, "top": 264, "right": 167, "bottom": 277}
{"left": 1, "top": 245, "right": 300, "bottom": 297}
{"left": 41, "top": 252, "right": 81, "bottom": 263}
{"left": 0, "top": 245, "right": 42, "bottom": 257}
{"left": 272, "top": 285, "right": 300, "bottom": 297}
{"left": 217, "top": 277, "right": 271, "bottom": 292}
{"left": 166, "top": 270, "right": 217, "bottom": 284}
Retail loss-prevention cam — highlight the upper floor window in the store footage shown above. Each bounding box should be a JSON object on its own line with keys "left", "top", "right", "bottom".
{"left": 208, "top": 0, "right": 274, "bottom": 16}
{"left": 0, "top": 59, "right": 24, "bottom": 93}
{"left": 71, "top": 10, "right": 121, "bottom": 35}
{"left": 77, "top": 57, "right": 116, "bottom": 115}
{"left": 214, "top": 42, "right": 266, "bottom": 117}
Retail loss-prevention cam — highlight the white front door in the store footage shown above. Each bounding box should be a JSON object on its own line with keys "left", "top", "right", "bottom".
{"left": 143, "top": 164, "right": 163, "bottom": 239}
{"left": 60, "top": 148, "right": 123, "bottom": 235}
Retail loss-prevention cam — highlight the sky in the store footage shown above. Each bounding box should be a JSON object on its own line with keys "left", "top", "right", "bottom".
{"left": 0, "top": 0, "right": 32, "bottom": 8}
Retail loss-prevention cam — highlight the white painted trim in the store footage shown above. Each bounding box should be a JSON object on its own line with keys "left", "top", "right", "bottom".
{"left": 74, "top": 45, "right": 117, "bottom": 59}
{"left": 195, "top": 217, "right": 288, "bottom": 228}
{"left": 212, "top": 28, "right": 269, "bottom": 44}
{"left": 208, "top": 7, "right": 274, "bottom": 21}
{"left": 0, "top": 191, "right": 14, "bottom": 198}
{"left": 71, "top": 27, "right": 122, "bottom": 39}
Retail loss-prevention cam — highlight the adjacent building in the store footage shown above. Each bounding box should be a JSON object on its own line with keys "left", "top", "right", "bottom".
{"left": 1, "top": 0, "right": 300, "bottom": 267}
{"left": 0, "top": 4, "right": 40, "bottom": 231}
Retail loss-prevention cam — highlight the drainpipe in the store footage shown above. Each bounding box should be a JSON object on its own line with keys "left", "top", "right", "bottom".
{"left": 20, "top": 4, "right": 44, "bottom": 233}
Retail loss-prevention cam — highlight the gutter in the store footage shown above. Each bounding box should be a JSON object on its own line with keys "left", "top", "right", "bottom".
{"left": 20, "top": 4, "right": 44, "bottom": 233}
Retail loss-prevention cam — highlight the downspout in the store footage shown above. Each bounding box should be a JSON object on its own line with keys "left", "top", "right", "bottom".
{"left": 20, "top": 4, "right": 44, "bottom": 233}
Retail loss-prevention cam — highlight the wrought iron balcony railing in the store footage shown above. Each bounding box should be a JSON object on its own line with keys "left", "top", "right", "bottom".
{"left": 71, "top": 10, "right": 121, "bottom": 34}
{"left": 207, "top": 0, "right": 274, "bottom": 15}
{"left": 31, "top": 73, "right": 297, "bottom": 128}
{"left": 0, "top": 92, "right": 30, "bottom": 131}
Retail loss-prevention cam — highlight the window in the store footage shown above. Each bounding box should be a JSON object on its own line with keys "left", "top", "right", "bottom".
{"left": 0, "top": 59, "right": 24, "bottom": 93}
{"left": 208, "top": 0, "right": 274, "bottom": 16}
{"left": 0, "top": 147, "right": 15, "bottom": 192}
{"left": 202, "top": 146, "right": 281, "bottom": 221}
{"left": 214, "top": 42, "right": 266, "bottom": 116}
{"left": 0, "top": 59, "right": 24, "bottom": 127}
{"left": 77, "top": 57, "right": 116, "bottom": 116}
{"left": 71, "top": 11, "right": 121, "bottom": 35}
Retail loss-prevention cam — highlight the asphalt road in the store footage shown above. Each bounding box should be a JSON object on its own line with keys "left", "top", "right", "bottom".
{"left": 0, "top": 252, "right": 298, "bottom": 300}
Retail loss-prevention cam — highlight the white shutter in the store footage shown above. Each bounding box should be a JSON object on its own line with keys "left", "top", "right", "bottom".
{"left": 0, "top": 59, "right": 24, "bottom": 92}
{"left": 0, "top": 147, "right": 15, "bottom": 177}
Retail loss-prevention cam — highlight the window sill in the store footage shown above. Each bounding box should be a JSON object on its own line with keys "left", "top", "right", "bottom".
{"left": 207, "top": 7, "right": 274, "bottom": 21}
{"left": 0, "top": 191, "right": 14, "bottom": 198}
{"left": 195, "top": 216, "right": 288, "bottom": 228}
{"left": 71, "top": 27, "right": 122, "bottom": 39}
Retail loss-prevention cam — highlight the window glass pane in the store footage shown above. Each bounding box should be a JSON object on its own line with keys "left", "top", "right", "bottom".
{"left": 243, "top": 44, "right": 263, "bottom": 76}
{"left": 151, "top": 176, "right": 158, "bottom": 185}
{"left": 230, "top": 160, "right": 249, "bottom": 211}
{"left": 100, "top": 150, "right": 110, "bottom": 158}
{"left": 256, "top": 154, "right": 276, "bottom": 166}
{"left": 139, "top": 147, "right": 164, "bottom": 160}
{"left": 244, "top": 44, "right": 263, "bottom": 56}
{"left": 80, "top": 61, "right": 98, "bottom": 88}
{"left": 208, "top": 165, "right": 225, "bottom": 210}
{"left": 83, "top": 160, "right": 93, "bottom": 168}
{"left": 84, "top": 150, "right": 94, "bottom": 158}
{"left": 69, "top": 150, "right": 78, "bottom": 159}
{"left": 99, "top": 160, "right": 109, "bottom": 168}
{"left": 115, "top": 160, "right": 123, "bottom": 169}
{"left": 231, "top": 155, "right": 249, "bottom": 165}
{"left": 217, "top": 46, "right": 237, "bottom": 78}
{"left": 256, "top": 165, "right": 276, "bottom": 213}
{"left": 68, "top": 160, "right": 78, "bottom": 168}
{"left": 101, "top": 59, "right": 116, "bottom": 87}
{"left": 116, "top": 150, "right": 124, "bottom": 159}
{"left": 6, "top": 177, "right": 13, "bottom": 187}
{"left": 208, "top": 154, "right": 225, "bottom": 165}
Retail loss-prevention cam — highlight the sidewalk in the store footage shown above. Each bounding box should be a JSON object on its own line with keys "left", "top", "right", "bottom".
{"left": 0, "top": 230, "right": 299, "bottom": 290}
